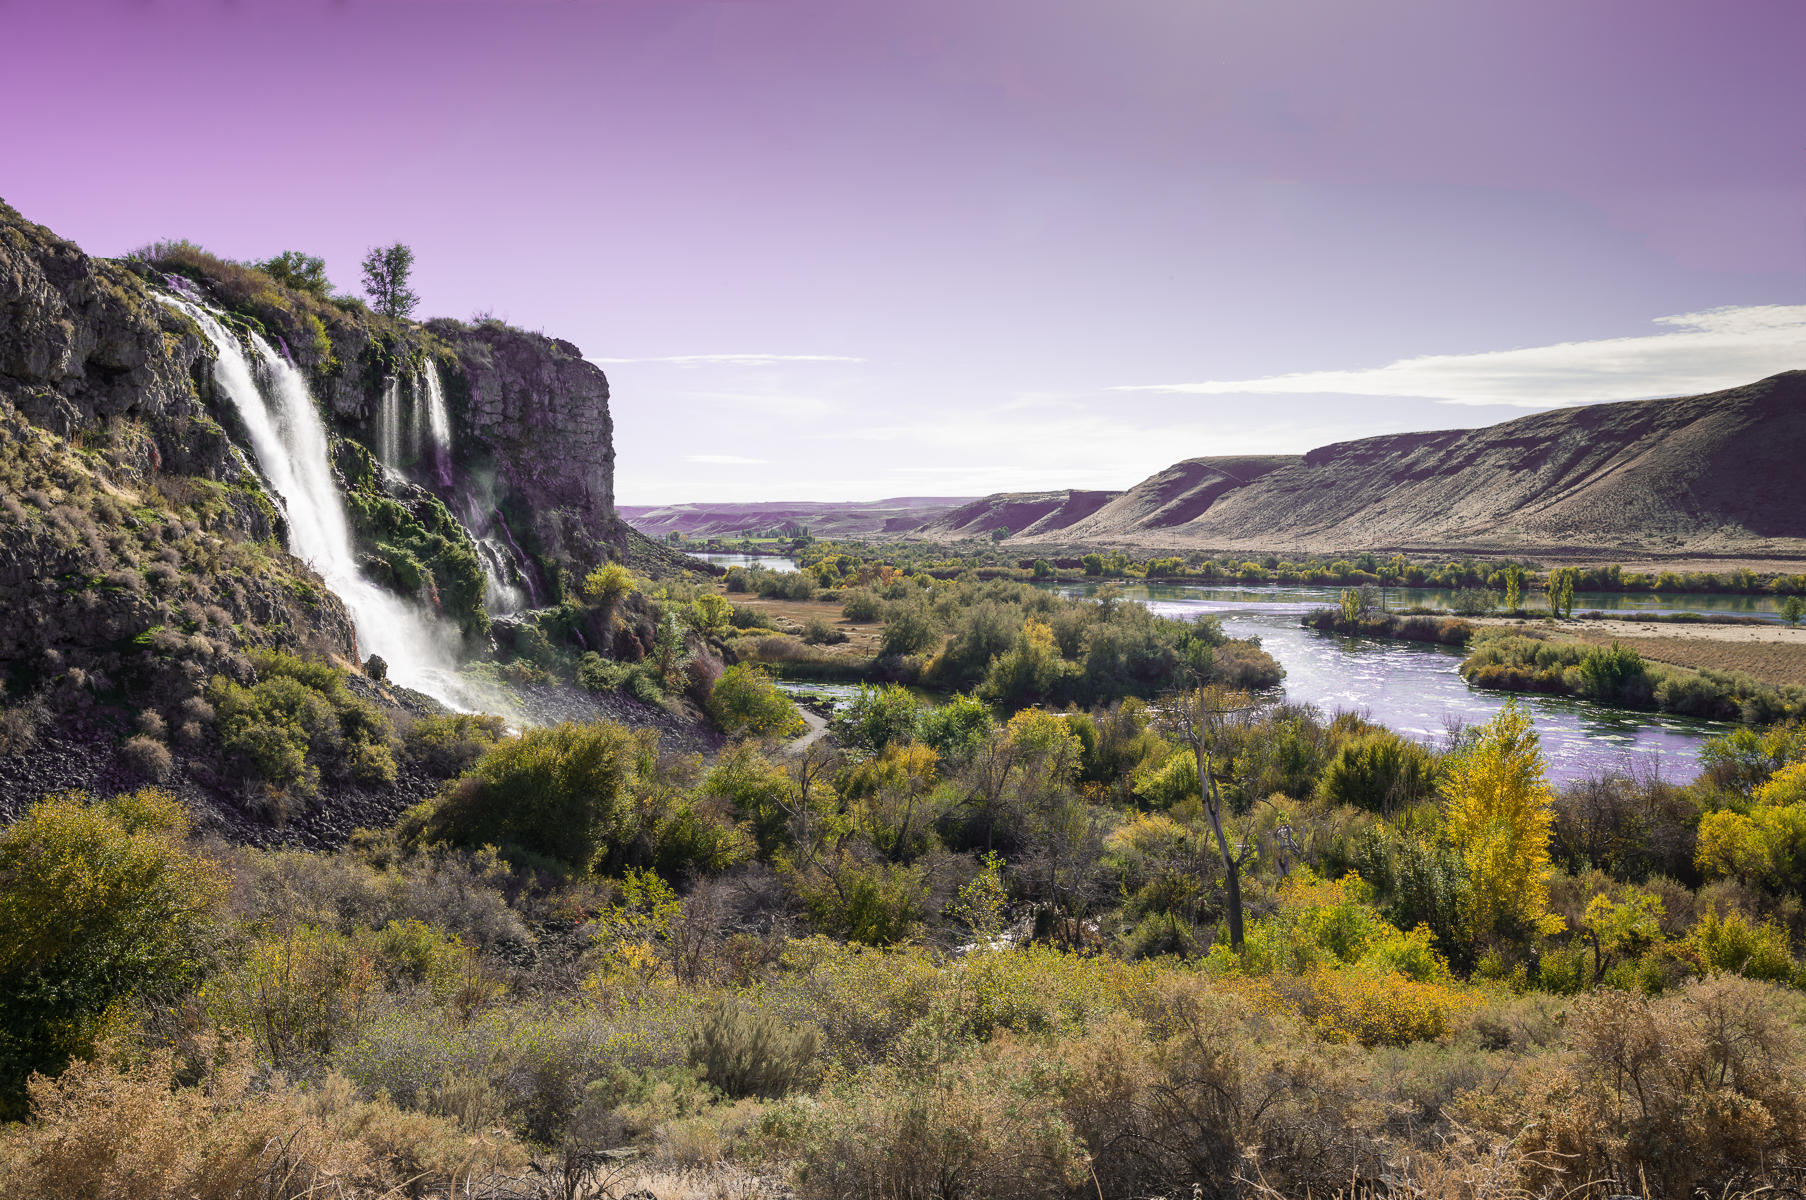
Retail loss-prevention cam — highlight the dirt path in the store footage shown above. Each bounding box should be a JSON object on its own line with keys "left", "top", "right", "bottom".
{"left": 785, "top": 706, "right": 829, "bottom": 756}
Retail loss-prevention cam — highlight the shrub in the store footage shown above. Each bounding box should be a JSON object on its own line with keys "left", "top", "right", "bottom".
{"left": 0, "top": 790, "right": 227, "bottom": 1115}
{"left": 880, "top": 600, "right": 940, "bottom": 657}
{"left": 688, "top": 1000, "right": 819, "bottom": 1098}
{"left": 841, "top": 590, "right": 883, "bottom": 622}
{"left": 409, "top": 722, "right": 650, "bottom": 873}
{"left": 791, "top": 1038, "right": 1088, "bottom": 1200}
{"left": 795, "top": 859, "right": 928, "bottom": 946}
{"left": 708, "top": 664, "right": 804, "bottom": 738}
{"left": 1317, "top": 730, "right": 1435, "bottom": 814}
{"left": 1466, "top": 977, "right": 1806, "bottom": 1197}
{"left": 801, "top": 616, "right": 847, "bottom": 645}
{"left": 0, "top": 1042, "right": 523, "bottom": 1199}
{"left": 119, "top": 733, "right": 174, "bottom": 781}
{"left": 829, "top": 683, "right": 925, "bottom": 754}
{"left": 404, "top": 712, "right": 507, "bottom": 778}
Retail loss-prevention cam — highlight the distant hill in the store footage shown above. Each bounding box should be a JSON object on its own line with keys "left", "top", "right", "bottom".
{"left": 619, "top": 497, "right": 972, "bottom": 539}
{"left": 909, "top": 374, "right": 1806, "bottom": 554}
{"left": 913, "top": 490, "right": 1120, "bottom": 539}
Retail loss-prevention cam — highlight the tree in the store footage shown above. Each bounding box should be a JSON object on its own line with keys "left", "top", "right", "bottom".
{"left": 1503, "top": 565, "right": 1524, "bottom": 612}
{"left": 0, "top": 790, "right": 227, "bottom": 1116}
{"left": 1544, "top": 567, "right": 1577, "bottom": 619}
{"left": 1782, "top": 594, "right": 1805, "bottom": 626}
{"left": 1442, "top": 702, "right": 1563, "bottom": 943}
{"left": 360, "top": 242, "right": 419, "bottom": 319}
{"left": 1160, "top": 685, "right": 1262, "bottom": 951}
{"left": 258, "top": 250, "right": 332, "bottom": 296}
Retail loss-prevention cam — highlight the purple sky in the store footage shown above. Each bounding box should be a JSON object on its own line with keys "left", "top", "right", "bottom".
{"left": 6, "top": 0, "right": 1803, "bottom": 503}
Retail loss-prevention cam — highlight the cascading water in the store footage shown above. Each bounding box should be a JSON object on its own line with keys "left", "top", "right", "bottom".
{"left": 475, "top": 538, "right": 527, "bottom": 615}
{"left": 377, "top": 376, "right": 402, "bottom": 468}
{"left": 408, "top": 373, "right": 425, "bottom": 463}
{"left": 420, "top": 360, "right": 453, "bottom": 487}
{"left": 159, "top": 295, "right": 504, "bottom": 716}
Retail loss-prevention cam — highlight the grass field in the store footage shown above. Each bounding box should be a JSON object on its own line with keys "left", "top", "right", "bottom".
{"left": 1573, "top": 632, "right": 1806, "bottom": 688}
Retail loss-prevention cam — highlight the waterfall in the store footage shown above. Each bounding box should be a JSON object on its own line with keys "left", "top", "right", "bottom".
{"left": 421, "top": 360, "right": 453, "bottom": 487}
{"left": 377, "top": 376, "right": 401, "bottom": 468}
{"left": 159, "top": 295, "right": 503, "bottom": 716}
{"left": 475, "top": 538, "right": 527, "bottom": 615}
{"left": 408, "top": 373, "right": 425, "bottom": 463}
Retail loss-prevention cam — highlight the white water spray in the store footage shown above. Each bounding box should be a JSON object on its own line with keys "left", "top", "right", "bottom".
{"left": 475, "top": 538, "right": 527, "bottom": 615}
{"left": 421, "top": 360, "right": 453, "bottom": 487}
{"left": 159, "top": 295, "right": 505, "bottom": 716}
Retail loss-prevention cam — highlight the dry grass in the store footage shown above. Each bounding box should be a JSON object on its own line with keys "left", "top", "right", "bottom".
{"left": 1572, "top": 632, "right": 1806, "bottom": 688}
{"left": 729, "top": 596, "right": 884, "bottom": 656}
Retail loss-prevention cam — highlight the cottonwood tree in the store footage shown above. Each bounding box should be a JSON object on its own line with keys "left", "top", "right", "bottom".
{"left": 360, "top": 242, "right": 419, "bottom": 319}
{"left": 1443, "top": 701, "right": 1564, "bottom": 944}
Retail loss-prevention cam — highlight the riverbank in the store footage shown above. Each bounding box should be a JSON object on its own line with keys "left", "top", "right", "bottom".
{"left": 1469, "top": 615, "right": 1806, "bottom": 689}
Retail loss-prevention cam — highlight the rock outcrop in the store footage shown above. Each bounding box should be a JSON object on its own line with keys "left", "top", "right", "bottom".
{"left": 432, "top": 320, "right": 617, "bottom": 568}
{"left": 0, "top": 203, "right": 209, "bottom": 441}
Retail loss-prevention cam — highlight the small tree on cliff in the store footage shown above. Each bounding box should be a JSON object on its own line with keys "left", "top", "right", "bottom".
{"left": 361, "top": 242, "right": 419, "bottom": 319}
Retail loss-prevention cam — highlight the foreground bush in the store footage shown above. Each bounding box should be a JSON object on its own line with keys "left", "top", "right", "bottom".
{"left": 0, "top": 790, "right": 227, "bottom": 1116}
{"left": 0, "top": 1044, "right": 523, "bottom": 1199}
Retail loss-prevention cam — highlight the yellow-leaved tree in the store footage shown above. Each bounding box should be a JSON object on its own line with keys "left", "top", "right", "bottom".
{"left": 1443, "top": 702, "right": 1564, "bottom": 943}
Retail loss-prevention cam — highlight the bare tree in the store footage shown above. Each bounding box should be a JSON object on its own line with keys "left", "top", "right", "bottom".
{"left": 1161, "top": 685, "right": 1262, "bottom": 951}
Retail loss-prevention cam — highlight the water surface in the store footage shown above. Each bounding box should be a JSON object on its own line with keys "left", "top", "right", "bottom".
{"left": 1066, "top": 583, "right": 1728, "bottom": 784}
{"left": 691, "top": 551, "right": 802, "bottom": 572}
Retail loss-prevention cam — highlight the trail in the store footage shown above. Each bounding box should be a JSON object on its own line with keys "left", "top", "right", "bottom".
{"left": 784, "top": 706, "right": 829, "bottom": 756}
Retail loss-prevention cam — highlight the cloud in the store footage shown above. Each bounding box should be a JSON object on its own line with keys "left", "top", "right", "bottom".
{"left": 1113, "top": 305, "right": 1806, "bottom": 407}
{"left": 683, "top": 453, "right": 771, "bottom": 465}
{"left": 590, "top": 353, "right": 866, "bottom": 367}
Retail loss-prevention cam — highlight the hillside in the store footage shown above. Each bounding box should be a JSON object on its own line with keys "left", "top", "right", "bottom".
{"left": 913, "top": 489, "right": 1121, "bottom": 539}
{"left": 917, "top": 374, "right": 1806, "bottom": 555}
{"left": 620, "top": 496, "right": 971, "bottom": 538}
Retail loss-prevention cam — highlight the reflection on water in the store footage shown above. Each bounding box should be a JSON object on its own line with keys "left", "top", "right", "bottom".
{"left": 690, "top": 551, "right": 802, "bottom": 572}
{"left": 1064, "top": 583, "right": 1728, "bottom": 785}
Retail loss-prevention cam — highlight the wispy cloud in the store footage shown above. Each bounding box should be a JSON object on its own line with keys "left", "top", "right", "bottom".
{"left": 683, "top": 453, "right": 771, "bottom": 465}
{"left": 591, "top": 353, "right": 866, "bottom": 367}
{"left": 1113, "top": 305, "right": 1806, "bottom": 407}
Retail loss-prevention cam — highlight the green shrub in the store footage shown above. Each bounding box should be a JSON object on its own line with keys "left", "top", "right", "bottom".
{"left": 688, "top": 1000, "right": 819, "bottom": 1098}
{"left": 404, "top": 712, "right": 507, "bottom": 778}
{"left": 879, "top": 600, "right": 940, "bottom": 657}
{"left": 1318, "top": 731, "right": 1436, "bottom": 814}
{"left": 708, "top": 664, "right": 804, "bottom": 738}
{"left": 0, "top": 790, "right": 227, "bottom": 1116}
{"left": 409, "top": 722, "right": 650, "bottom": 874}
{"left": 207, "top": 651, "right": 398, "bottom": 802}
{"left": 841, "top": 590, "right": 883, "bottom": 622}
{"left": 801, "top": 616, "right": 847, "bottom": 645}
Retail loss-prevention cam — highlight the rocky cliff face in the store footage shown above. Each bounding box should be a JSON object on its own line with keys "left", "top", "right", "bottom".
{"left": 430, "top": 320, "right": 617, "bottom": 572}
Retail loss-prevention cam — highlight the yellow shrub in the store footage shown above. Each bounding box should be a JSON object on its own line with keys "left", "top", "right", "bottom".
{"left": 1232, "top": 966, "right": 1480, "bottom": 1046}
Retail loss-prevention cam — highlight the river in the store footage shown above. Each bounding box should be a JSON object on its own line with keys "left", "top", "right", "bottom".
{"left": 1063, "top": 583, "right": 1731, "bottom": 784}
{"left": 691, "top": 551, "right": 802, "bottom": 571}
